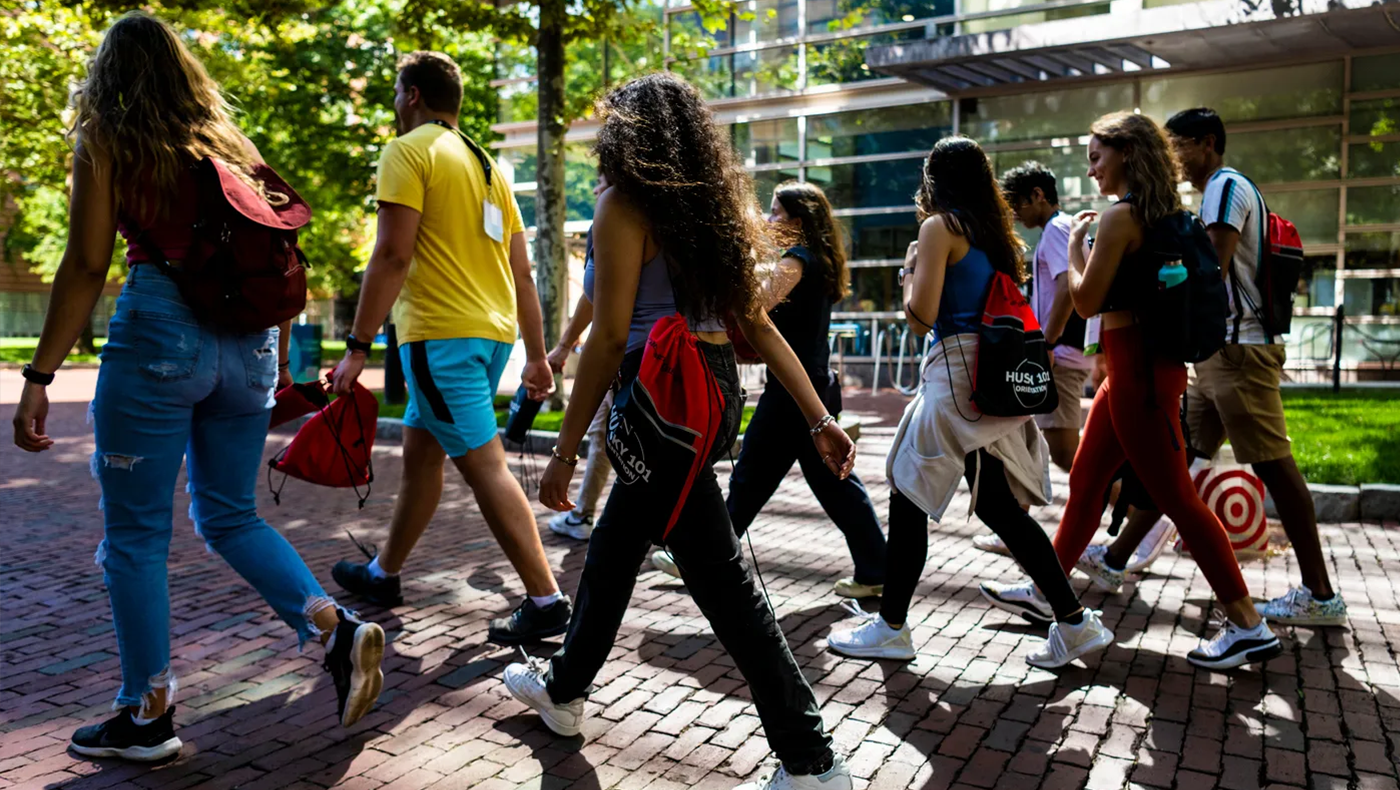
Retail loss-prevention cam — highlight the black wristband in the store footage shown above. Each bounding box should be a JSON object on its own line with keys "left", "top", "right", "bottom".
{"left": 345, "top": 334, "right": 373, "bottom": 355}
{"left": 22, "top": 364, "right": 55, "bottom": 386}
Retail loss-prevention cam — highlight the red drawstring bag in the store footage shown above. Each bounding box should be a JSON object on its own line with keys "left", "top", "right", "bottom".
{"left": 269, "top": 381, "right": 330, "bottom": 429}
{"left": 969, "top": 271, "right": 1058, "bottom": 417}
{"left": 268, "top": 379, "right": 378, "bottom": 508}
{"left": 606, "top": 314, "right": 726, "bottom": 543}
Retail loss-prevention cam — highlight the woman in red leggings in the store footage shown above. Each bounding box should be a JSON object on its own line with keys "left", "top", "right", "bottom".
{"left": 994, "top": 112, "right": 1280, "bottom": 670}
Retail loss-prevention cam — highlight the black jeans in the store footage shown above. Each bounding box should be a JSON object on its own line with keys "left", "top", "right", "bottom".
{"left": 881, "top": 449, "right": 1082, "bottom": 626}
{"left": 727, "top": 377, "right": 887, "bottom": 585}
{"left": 547, "top": 342, "right": 833, "bottom": 775}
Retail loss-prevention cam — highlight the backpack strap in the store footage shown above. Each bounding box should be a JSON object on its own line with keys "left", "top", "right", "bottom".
{"left": 428, "top": 120, "right": 493, "bottom": 188}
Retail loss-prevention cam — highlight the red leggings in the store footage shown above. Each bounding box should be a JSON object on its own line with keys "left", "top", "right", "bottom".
{"left": 1053, "top": 325, "right": 1250, "bottom": 604}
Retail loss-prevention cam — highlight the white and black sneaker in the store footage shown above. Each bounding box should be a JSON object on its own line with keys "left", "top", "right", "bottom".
{"left": 503, "top": 654, "right": 585, "bottom": 737}
{"left": 1123, "top": 517, "right": 1176, "bottom": 573}
{"left": 548, "top": 511, "right": 594, "bottom": 541}
{"left": 733, "top": 756, "right": 854, "bottom": 790}
{"left": 70, "top": 706, "right": 182, "bottom": 762}
{"left": 323, "top": 609, "right": 386, "bottom": 727}
{"left": 979, "top": 580, "right": 1054, "bottom": 626}
{"left": 1187, "top": 620, "right": 1283, "bottom": 670}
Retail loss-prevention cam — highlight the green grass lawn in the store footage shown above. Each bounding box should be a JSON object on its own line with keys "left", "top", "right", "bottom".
{"left": 1279, "top": 388, "right": 1400, "bottom": 485}
{"left": 1, "top": 337, "right": 382, "bottom": 366}
{"left": 374, "top": 391, "right": 756, "bottom": 435}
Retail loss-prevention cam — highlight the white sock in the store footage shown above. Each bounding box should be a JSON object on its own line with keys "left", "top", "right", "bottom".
{"left": 530, "top": 592, "right": 563, "bottom": 609}
{"left": 367, "top": 557, "right": 396, "bottom": 580}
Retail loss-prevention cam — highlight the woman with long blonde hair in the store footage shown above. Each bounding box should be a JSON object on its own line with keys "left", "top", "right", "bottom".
{"left": 984, "top": 111, "right": 1280, "bottom": 669}
{"left": 11, "top": 11, "right": 384, "bottom": 761}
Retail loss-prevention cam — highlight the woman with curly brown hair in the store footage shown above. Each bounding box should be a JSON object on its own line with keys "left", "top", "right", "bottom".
{"left": 10, "top": 12, "right": 384, "bottom": 761}
{"left": 502, "top": 72, "right": 856, "bottom": 790}
{"left": 827, "top": 136, "right": 1112, "bottom": 670}
{"left": 984, "top": 111, "right": 1280, "bottom": 670}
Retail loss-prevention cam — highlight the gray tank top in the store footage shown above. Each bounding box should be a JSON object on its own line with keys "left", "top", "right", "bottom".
{"left": 584, "top": 247, "right": 725, "bottom": 353}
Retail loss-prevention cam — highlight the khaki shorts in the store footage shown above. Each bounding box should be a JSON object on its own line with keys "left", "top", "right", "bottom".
{"left": 1186, "top": 344, "right": 1291, "bottom": 465}
{"left": 1036, "top": 364, "right": 1090, "bottom": 432}
{"left": 586, "top": 388, "right": 615, "bottom": 437}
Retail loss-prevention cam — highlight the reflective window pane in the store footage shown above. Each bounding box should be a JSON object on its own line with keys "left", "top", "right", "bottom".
{"left": 670, "top": 10, "right": 731, "bottom": 52}
{"left": 840, "top": 267, "right": 900, "bottom": 312}
{"left": 1226, "top": 127, "right": 1340, "bottom": 183}
{"left": 1348, "top": 142, "right": 1400, "bottom": 180}
{"left": 960, "top": 0, "right": 1108, "bottom": 34}
{"left": 841, "top": 211, "right": 921, "bottom": 261}
{"left": 498, "top": 83, "right": 538, "bottom": 125}
{"left": 962, "top": 84, "right": 1135, "bottom": 144}
{"left": 1141, "top": 62, "right": 1343, "bottom": 124}
{"left": 1346, "top": 185, "right": 1400, "bottom": 226}
{"left": 807, "top": 103, "right": 952, "bottom": 159}
{"left": 565, "top": 144, "right": 600, "bottom": 223}
{"left": 807, "top": 160, "right": 923, "bottom": 210}
{"left": 675, "top": 46, "right": 800, "bottom": 99}
{"left": 1298, "top": 256, "right": 1336, "bottom": 309}
{"left": 732, "top": 0, "right": 800, "bottom": 43}
{"left": 991, "top": 146, "right": 1095, "bottom": 201}
{"left": 1351, "top": 53, "right": 1400, "bottom": 92}
{"left": 1349, "top": 98, "right": 1400, "bottom": 138}
{"left": 1259, "top": 189, "right": 1339, "bottom": 247}
{"left": 807, "top": 30, "right": 923, "bottom": 87}
{"left": 750, "top": 167, "right": 802, "bottom": 211}
{"left": 806, "top": 0, "right": 952, "bottom": 34}
{"left": 733, "top": 118, "right": 800, "bottom": 165}
{"left": 1343, "top": 277, "right": 1400, "bottom": 317}
{"left": 1345, "top": 232, "right": 1400, "bottom": 270}
{"left": 517, "top": 193, "right": 537, "bottom": 229}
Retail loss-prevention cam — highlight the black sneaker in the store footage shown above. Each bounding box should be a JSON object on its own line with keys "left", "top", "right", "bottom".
{"left": 323, "top": 609, "right": 386, "bottom": 727}
{"left": 70, "top": 705, "right": 182, "bottom": 762}
{"left": 332, "top": 531, "right": 403, "bottom": 607}
{"left": 488, "top": 596, "right": 573, "bottom": 645}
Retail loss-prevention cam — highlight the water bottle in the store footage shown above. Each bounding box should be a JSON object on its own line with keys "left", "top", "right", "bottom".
{"left": 1158, "top": 259, "right": 1187, "bottom": 289}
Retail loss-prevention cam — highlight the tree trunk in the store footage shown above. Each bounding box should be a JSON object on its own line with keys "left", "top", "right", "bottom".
{"left": 536, "top": 0, "right": 568, "bottom": 410}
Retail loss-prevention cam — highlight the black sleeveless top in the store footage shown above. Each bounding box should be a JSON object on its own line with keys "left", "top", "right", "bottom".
{"left": 1098, "top": 197, "right": 1171, "bottom": 313}
{"left": 769, "top": 246, "right": 833, "bottom": 377}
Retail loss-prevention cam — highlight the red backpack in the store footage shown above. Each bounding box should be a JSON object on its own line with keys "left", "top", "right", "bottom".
{"left": 605, "top": 314, "right": 726, "bottom": 543}
{"left": 131, "top": 158, "right": 310, "bottom": 333}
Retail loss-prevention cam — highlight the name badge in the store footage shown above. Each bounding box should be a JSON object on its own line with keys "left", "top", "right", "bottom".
{"left": 484, "top": 200, "right": 504, "bottom": 243}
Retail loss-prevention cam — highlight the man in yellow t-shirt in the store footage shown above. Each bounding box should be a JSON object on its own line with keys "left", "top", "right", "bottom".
{"left": 330, "top": 51, "right": 570, "bottom": 644}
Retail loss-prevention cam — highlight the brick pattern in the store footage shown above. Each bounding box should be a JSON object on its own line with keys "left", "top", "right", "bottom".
{"left": 3, "top": 402, "right": 1399, "bottom": 790}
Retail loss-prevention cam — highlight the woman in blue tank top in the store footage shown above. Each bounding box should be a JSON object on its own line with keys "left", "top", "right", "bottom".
{"left": 503, "top": 73, "right": 860, "bottom": 790}
{"left": 827, "top": 136, "right": 1113, "bottom": 670}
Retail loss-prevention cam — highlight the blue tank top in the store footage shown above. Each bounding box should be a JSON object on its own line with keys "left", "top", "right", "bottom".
{"left": 583, "top": 244, "right": 724, "bottom": 352}
{"left": 933, "top": 246, "right": 994, "bottom": 343}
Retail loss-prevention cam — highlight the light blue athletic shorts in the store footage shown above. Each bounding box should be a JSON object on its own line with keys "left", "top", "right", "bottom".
{"left": 400, "top": 337, "right": 512, "bottom": 457}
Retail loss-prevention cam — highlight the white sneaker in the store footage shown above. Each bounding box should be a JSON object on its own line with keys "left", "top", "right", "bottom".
{"left": 1256, "top": 585, "right": 1348, "bottom": 627}
{"left": 1123, "top": 517, "right": 1176, "bottom": 573}
{"left": 733, "top": 756, "right": 853, "bottom": 790}
{"left": 979, "top": 580, "right": 1054, "bottom": 626}
{"left": 825, "top": 602, "right": 915, "bottom": 660}
{"left": 502, "top": 656, "right": 585, "bottom": 737}
{"left": 973, "top": 534, "right": 1011, "bottom": 556}
{"left": 1075, "top": 545, "right": 1127, "bottom": 593}
{"left": 1026, "top": 611, "right": 1114, "bottom": 669}
{"left": 548, "top": 511, "right": 593, "bottom": 541}
{"left": 651, "top": 550, "right": 680, "bottom": 579}
{"left": 1186, "top": 621, "right": 1283, "bottom": 670}
{"left": 832, "top": 577, "right": 884, "bottom": 599}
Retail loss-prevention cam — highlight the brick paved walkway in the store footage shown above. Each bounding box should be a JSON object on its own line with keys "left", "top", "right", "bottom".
{"left": 3, "top": 399, "right": 1399, "bottom": 790}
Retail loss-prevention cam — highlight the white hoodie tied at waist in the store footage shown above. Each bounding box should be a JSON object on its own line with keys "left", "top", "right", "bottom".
{"left": 886, "top": 333, "right": 1053, "bottom": 522}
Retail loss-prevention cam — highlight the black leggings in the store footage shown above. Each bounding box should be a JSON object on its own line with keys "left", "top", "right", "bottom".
{"left": 881, "top": 449, "right": 1082, "bottom": 627}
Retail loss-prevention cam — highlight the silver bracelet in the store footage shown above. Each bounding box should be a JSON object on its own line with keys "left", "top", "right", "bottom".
{"left": 809, "top": 414, "right": 836, "bottom": 435}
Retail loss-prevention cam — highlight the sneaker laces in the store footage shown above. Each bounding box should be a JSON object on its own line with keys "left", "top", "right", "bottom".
{"left": 839, "top": 599, "right": 880, "bottom": 623}
{"left": 516, "top": 646, "right": 550, "bottom": 677}
{"left": 345, "top": 528, "right": 377, "bottom": 561}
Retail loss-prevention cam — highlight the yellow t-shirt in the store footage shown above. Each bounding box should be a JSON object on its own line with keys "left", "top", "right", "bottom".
{"left": 377, "top": 123, "right": 525, "bottom": 345}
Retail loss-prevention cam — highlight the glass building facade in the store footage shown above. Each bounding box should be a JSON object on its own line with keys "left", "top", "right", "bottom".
{"left": 492, "top": 1, "right": 1400, "bottom": 376}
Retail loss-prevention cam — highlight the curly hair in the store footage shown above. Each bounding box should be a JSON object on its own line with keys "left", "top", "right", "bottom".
{"left": 70, "top": 11, "right": 267, "bottom": 219}
{"left": 999, "top": 160, "right": 1060, "bottom": 206}
{"left": 914, "top": 136, "right": 1026, "bottom": 283}
{"left": 1089, "top": 112, "right": 1183, "bottom": 229}
{"left": 773, "top": 181, "right": 849, "bottom": 302}
{"left": 592, "top": 72, "right": 766, "bottom": 323}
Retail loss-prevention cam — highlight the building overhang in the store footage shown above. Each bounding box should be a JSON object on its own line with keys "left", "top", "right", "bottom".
{"left": 866, "top": 0, "right": 1400, "bottom": 95}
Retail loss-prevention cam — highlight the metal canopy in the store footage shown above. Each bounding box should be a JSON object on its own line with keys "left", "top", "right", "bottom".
{"left": 866, "top": 0, "right": 1400, "bottom": 94}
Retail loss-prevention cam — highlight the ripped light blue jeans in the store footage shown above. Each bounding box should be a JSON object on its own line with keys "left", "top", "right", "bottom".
{"left": 93, "top": 265, "right": 332, "bottom": 709}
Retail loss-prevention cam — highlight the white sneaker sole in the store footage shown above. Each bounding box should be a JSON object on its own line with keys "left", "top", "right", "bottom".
{"left": 1123, "top": 528, "right": 1175, "bottom": 573}
{"left": 548, "top": 522, "right": 590, "bottom": 541}
{"left": 826, "top": 639, "right": 915, "bottom": 661}
{"left": 1026, "top": 626, "right": 1115, "bottom": 669}
{"left": 504, "top": 676, "right": 583, "bottom": 737}
{"left": 979, "top": 585, "right": 1053, "bottom": 626}
{"left": 1259, "top": 613, "right": 1347, "bottom": 627}
{"left": 1186, "top": 638, "right": 1283, "bottom": 670}
{"left": 70, "top": 736, "right": 183, "bottom": 762}
{"left": 342, "top": 622, "right": 386, "bottom": 728}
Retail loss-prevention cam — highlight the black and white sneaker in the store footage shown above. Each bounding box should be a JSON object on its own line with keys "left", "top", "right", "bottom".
{"left": 1187, "top": 620, "right": 1283, "bottom": 670}
{"left": 332, "top": 532, "right": 404, "bottom": 607}
{"left": 70, "top": 706, "right": 182, "bottom": 762}
{"left": 488, "top": 596, "right": 573, "bottom": 645}
{"left": 323, "top": 609, "right": 386, "bottom": 727}
{"left": 979, "top": 580, "right": 1054, "bottom": 626}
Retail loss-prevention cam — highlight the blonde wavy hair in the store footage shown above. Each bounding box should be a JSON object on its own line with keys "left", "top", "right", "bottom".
{"left": 1088, "top": 112, "right": 1182, "bottom": 228}
{"left": 69, "top": 11, "right": 267, "bottom": 218}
